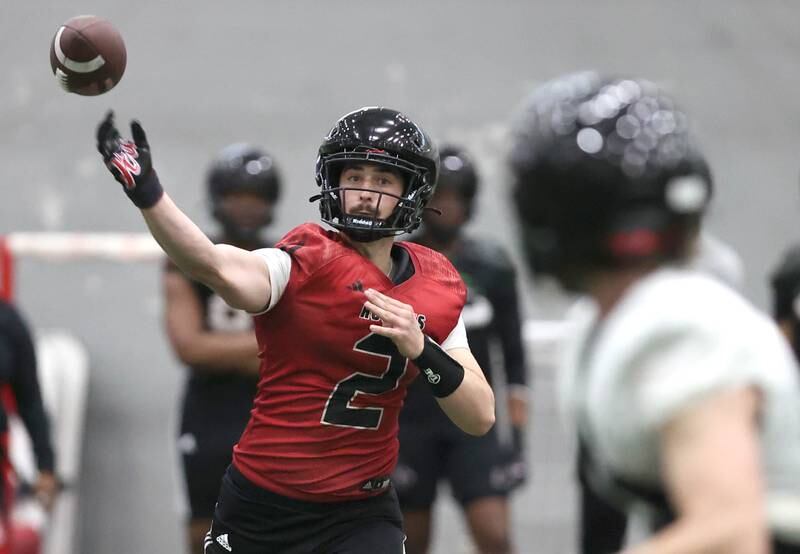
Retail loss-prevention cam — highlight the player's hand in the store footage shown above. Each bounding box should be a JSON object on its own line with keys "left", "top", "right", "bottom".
{"left": 363, "top": 288, "right": 424, "bottom": 359}
{"left": 96, "top": 110, "right": 164, "bottom": 209}
{"left": 96, "top": 110, "right": 152, "bottom": 188}
{"left": 34, "top": 470, "right": 59, "bottom": 511}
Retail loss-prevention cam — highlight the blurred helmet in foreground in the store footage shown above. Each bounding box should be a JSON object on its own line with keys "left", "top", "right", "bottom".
{"left": 509, "top": 71, "right": 712, "bottom": 290}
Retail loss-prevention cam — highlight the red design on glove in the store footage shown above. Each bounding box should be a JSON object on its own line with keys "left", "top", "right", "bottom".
{"left": 111, "top": 141, "right": 141, "bottom": 189}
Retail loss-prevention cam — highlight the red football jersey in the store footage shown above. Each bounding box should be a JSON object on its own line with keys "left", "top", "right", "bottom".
{"left": 233, "top": 223, "right": 466, "bottom": 501}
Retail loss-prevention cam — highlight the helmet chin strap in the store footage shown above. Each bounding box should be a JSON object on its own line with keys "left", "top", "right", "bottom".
{"left": 340, "top": 214, "right": 391, "bottom": 242}
{"left": 336, "top": 186, "right": 407, "bottom": 242}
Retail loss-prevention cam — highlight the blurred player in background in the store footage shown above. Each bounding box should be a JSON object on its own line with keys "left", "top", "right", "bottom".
{"left": 95, "top": 106, "right": 495, "bottom": 554}
{"left": 0, "top": 300, "right": 58, "bottom": 553}
{"left": 509, "top": 71, "right": 800, "bottom": 553}
{"left": 165, "top": 144, "right": 282, "bottom": 553}
{"left": 394, "top": 145, "right": 528, "bottom": 554}
{"left": 770, "top": 245, "right": 800, "bottom": 364}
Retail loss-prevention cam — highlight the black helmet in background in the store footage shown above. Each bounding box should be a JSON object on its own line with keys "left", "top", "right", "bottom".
{"left": 207, "top": 143, "right": 282, "bottom": 243}
{"left": 421, "top": 145, "right": 480, "bottom": 244}
{"left": 509, "top": 71, "right": 712, "bottom": 290}
{"left": 314, "top": 106, "right": 439, "bottom": 242}
{"left": 437, "top": 145, "right": 479, "bottom": 216}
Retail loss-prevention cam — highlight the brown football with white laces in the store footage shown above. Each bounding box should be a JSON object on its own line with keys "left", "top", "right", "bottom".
{"left": 49, "top": 15, "right": 126, "bottom": 96}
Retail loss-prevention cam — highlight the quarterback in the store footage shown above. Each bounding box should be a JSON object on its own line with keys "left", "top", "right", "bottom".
{"left": 95, "top": 106, "right": 495, "bottom": 554}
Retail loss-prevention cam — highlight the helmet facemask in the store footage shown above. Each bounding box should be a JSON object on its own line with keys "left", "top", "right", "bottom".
{"left": 312, "top": 107, "right": 440, "bottom": 243}
{"left": 314, "top": 148, "right": 434, "bottom": 242}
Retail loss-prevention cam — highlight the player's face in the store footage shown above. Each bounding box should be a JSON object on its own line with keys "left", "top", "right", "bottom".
{"left": 217, "top": 190, "right": 274, "bottom": 233}
{"left": 340, "top": 163, "right": 405, "bottom": 221}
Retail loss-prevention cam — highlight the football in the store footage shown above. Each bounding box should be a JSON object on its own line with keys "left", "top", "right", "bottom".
{"left": 49, "top": 15, "right": 126, "bottom": 96}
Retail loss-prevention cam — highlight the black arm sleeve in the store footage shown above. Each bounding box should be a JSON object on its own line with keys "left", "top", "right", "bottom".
{"left": 1, "top": 303, "right": 55, "bottom": 472}
{"left": 492, "top": 264, "right": 529, "bottom": 387}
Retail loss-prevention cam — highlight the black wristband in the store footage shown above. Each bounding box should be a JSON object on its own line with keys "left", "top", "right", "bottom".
{"left": 413, "top": 336, "right": 465, "bottom": 398}
{"left": 125, "top": 170, "right": 164, "bottom": 209}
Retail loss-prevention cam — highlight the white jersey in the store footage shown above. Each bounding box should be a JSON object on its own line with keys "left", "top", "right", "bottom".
{"left": 559, "top": 267, "right": 800, "bottom": 538}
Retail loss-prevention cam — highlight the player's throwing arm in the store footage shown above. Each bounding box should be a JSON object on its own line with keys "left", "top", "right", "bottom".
{"left": 95, "top": 111, "right": 271, "bottom": 314}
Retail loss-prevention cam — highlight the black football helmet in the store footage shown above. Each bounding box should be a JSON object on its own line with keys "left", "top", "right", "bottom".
{"left": 421, "top": 144, "right": 480, "bottom": 244}
{"left": 207, "top": 143, "right": 281, "bottom": 242}
{"left": 437, "top": 145, "right": 479, "bottom": 218}
{"left": 509, "top": 71, "right": 712, "bottom": 290}
{"left": 313, "top": 107, "right": 439, "bottom": 242}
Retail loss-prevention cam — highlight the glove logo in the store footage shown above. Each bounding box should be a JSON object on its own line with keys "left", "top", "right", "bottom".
{"left": 111, "top": 140, "right": 141, "bottom": 190}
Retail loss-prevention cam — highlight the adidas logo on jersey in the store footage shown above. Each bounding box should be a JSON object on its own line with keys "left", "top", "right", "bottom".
{"left": 348, "top": 279, "right": 364, "bottom": 292}
{"left": 423, "top": 368, "right": 441, "bottom": 384}
{"left": 216, "top": 533, "right": 232, "bottom": 552}
{"left": 360, "top": 475, "right": 391, "bottom": 491}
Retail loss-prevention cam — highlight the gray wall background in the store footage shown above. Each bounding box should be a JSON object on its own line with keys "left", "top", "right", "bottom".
{"left": 2, "top": 1, "right": 799, "bottom": 552}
